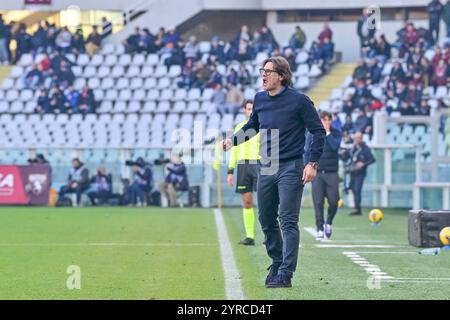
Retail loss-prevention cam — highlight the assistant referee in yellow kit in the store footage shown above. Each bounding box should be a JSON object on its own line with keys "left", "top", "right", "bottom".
{"left": 227, "top": 99, "right": 260, "bottom": 246}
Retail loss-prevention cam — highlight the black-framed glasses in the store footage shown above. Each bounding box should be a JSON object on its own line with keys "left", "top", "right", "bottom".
{"left": 259, "top": 68, "right": 278, "bottom": 76}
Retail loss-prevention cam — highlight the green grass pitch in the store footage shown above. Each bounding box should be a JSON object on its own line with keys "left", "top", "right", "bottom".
{"left": 0, "top": 206, "right": 449, "bottom": 299}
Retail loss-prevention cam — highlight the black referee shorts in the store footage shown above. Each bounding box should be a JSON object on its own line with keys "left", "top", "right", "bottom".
{"left": 235, "top": 162, "right": 258, "bottom": 194}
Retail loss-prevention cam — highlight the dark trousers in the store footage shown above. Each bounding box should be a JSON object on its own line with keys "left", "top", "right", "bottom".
{"left": 350, "top": 173, "right": 365, "bottom": 211}
{"left": 257, "top": 159, "right": 304, "bottom": 278}
{"left": 125, "top": 182, "right": 150, "bottom": 205}
{"left": 429, "top": 19, "right": 440, "bottom": 44}
{"left": 59, "top": 185, "right": 89, "bottom": 205}
{"left": 87, "top": 190, "right": 111, "bottom": 206}
{"left": 311, "top": 172, "right": 340, "bottom": 230}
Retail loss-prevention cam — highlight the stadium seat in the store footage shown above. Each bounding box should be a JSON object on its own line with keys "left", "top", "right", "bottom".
{"left": 118, "top": 54, "right": 132, "bottom": 66}
{"left": 1, "top": 78, "right": 14, "bottom": 90}
{"left": 157, "top": 101, "right": 170, "bottom": 113}
{"left": 104, "top": 54, "right": 118, "bottom": 67}
{"left": 295, "top": 51, "right": 309, "bottom": 65}
{"left": 146, "top": 54, "right": 159, "bottom": 66}
{"left": 128, "top": 101, "right": 141, "bottom": 112}
{"left": 173, "top": 88, "right": 187, "bottom": 101}
{"left": 90, "top": 54, "right": 103, "bottom": 67}
{"left": 200, "top": 88, "right": 214, "bottom": 101}
{"left": 112, "top": 66, "right": 125, "bottom": 78}
{"left": 144, "top": 77, "right": 157, "bottom": 89}
{"left": 118, "top": 89, "right": 132, "bottom": 101}
{"left": 18, "top": 54, "right": 33, "bottom": 67}
{"left": 97, "top": 66, "right": 110, "bottom": 78}
{"left": 157, "top": 78, "right": 171, "bottom": 89}
{"left": 147, "top": 89, "right": 160, "bottom": 101}
{"left": 10, "top": 66, "right": 24, "bottom": 79}
{"left": 101, "top": 78, "right": 114, "bottom": 90}
{"left": 116, "top": 78, "right": 129, "bottom": 89}
{"left": 72, "top": 65, "right": 83, "bottom": 77}
{"left": 160, "top": 89, "right": 173, "bottom": 101}
{"left": 77, "top": 54, "right": 90, "bottom": 66}
{"left": 294, "top": 76, "right": 309, "bottom": 89}
{"left": 132, "top": 89, "right": 146, "bottom": 101}
{"left": 141, "top": 66, "right": 154, "bottom": 78}
{"left": 83, "top": 66, "right": 96, "bottom": 78}
{"left": 187, "top": 101, "right": 200, "bottom": 113}
{"left": 154, "top": 65, "right": 168, "bottom": 78}
{"left": 132, "top": 54, "right": 146, "bottom": 66}
{"left": 19, "top": 89, "right": 33, "bottom": 102}
{"left": 295, "top": 64, "right": 309, "bottom": 76}
{"left": 143, "top": 101, "right": 157, "bottom": 112}
{"left": 173, "top": 101, "right": 187, "bottom": 113}
{"left": 101, "top": 43, "right": 115, "bottom": 55}
{"left": 126, "top": 66, "right": 140, "bottom": 78}
{"left": 130, "top": 78, "right": 144, "bottom": 90}
{"left": 168, "top": 65, "right": 182, "bottom": 78}
{"left": 88, "top": 78, "right": 101, "bottom": 89}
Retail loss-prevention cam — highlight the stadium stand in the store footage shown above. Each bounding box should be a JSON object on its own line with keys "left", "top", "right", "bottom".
{"left": 0, "top": 22, "right": 331, "bottom": 151}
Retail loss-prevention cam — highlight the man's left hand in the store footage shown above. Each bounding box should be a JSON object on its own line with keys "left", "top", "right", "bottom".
{"left": 302, "top": 164, "right": 317, "bottom": 185}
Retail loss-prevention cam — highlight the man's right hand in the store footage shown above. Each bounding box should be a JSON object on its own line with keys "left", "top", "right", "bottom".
{"left": 227, "top": 174, "right": 234, "bottom": 187}
{"left": 221, "top": 138, "right": 232, "bottom": 151}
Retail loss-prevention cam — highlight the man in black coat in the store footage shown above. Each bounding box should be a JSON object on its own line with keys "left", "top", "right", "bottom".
{"left": 305, "top": 111, "right": 342, "bottom": 240}
{"left": 427, "top": 0, "right": 444, "bottom": 44}
{"left": 347, "top": 132, "right": 376, "bottom": 216}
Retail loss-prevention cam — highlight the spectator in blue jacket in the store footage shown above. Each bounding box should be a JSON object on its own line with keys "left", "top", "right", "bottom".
{"left": 23, "top": 63, "right": 43, "bottom": 88}
{"left": 64, "top": 85, "right": 81, "bottom": 113}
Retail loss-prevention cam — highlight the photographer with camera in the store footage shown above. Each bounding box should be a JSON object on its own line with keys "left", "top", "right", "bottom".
{"left": 28, "top": 154, "right": 49, "bottom": 165}
{"left": 125, "top": 157, "right": 154, "bottom": 207}
{"left": 58, "top": 158, "right": 90, "bottom": 206}
{"left": 87, "top": 166, "right": 113, "bottom": 206}
{"left": 158, "top": 154, "right": 189, "bottom": 207}
{"left": 347, "top": 132, "right": 375, "bottom": 216}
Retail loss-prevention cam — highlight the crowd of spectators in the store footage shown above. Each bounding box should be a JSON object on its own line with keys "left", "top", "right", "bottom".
{"left": 340, "top": 3, "right": 450, "bottom": 134}
{"left": 0, "top": 15, "right": 111, "bottom": 65}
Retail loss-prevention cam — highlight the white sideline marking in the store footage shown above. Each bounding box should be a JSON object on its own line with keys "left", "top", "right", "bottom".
{"left": 303, "top": 227, "right": 404, "bottom": 248}
{"left": 304, "top": 227, "right": 317, "bottom": 238}
{"left": 317, "top": 244, "right": 404, "bottom": 248}
{"left": 214, "top": 209, "right": 244, "bottom": 300}
{"left": 343, "top": 251, "right": 450, "bottom": 283}
{"left": 351, "top": 251, "right": 417, "bottom": 254}
{"left": 342, "top": 251, "right": 394, "bottom": 280}
{"left": 0, "top": 243, "right": 215, "bottom": 247}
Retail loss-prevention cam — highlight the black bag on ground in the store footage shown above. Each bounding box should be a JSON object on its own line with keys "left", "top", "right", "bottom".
{"left": 188, "top": 186, "right": 201, "bottom": 207}
{"left": 55, "top": 196, "right": 73, "bottom": 207}
{"left": 408, "top": 209, "right": 450, "bottom": 247}
{"left": 148, "top": 190, "right": 161, "bottom": 206}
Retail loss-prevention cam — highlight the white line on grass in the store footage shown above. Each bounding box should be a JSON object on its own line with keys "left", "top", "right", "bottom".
{"left": 343, "top": 251, "right": 450, "bottom": 283}
{"left": 214, "top": 209, "right": 244, "bottom": 300}
{"left": 342, "top": 251, "right": 394, "bottom": 280}
{"left": 317, "top": 244, "right": 405, "bottom": 248}
{"left": 0, "top": 243, "right": 215, "bottom": 247}
{"left": 350, "top": 251, "right": 417, "bottom": 254}
{"left": 303, "top": 227, "right": 404, "bottom": 245}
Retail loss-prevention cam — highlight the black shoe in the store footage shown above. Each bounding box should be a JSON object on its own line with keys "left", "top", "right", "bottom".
{"left": 238, "top": 237, "right": 255, "bottom": 246}
{"left": 265, "top": 264, "right": 280, "bottom": 286}
{"left": 265, "top": 274, "right": 292, "bottom": 288}
{"left": 348, "top": 210, "right": 362, "bottom": 216}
